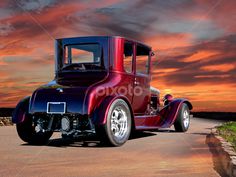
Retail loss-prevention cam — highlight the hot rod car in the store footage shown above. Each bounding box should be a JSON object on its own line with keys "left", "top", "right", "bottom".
{"left": 12, "top": 36, "right": 192, "bottom": 146}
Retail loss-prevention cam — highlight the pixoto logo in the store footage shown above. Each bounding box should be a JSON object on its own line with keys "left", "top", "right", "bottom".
{"left": 95, "top": 84, "right": 143, "bottom": 97}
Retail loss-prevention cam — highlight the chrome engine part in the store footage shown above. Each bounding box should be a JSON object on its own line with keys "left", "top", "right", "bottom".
{"left": 34, "top": 117, "right": 50, "bottom": 133}
{"left": 60, "top": 116, "right": 95, "bottom": 138}
{"left": 61, "top": 116, "right": 70, "bottom": 131}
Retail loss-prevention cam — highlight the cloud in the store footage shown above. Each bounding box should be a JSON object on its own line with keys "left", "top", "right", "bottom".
{"left": 0, "top": 0, "right": 235, "bottom": 111}
{"left": 25, "top": 81, "right": 46, "bottom": 87}
{"left": 145, "top": 33, "right": 193, "bottom": 51}
{"left": 18, "top": 0, "right": 56, "bottom": 12}
{"left": 0, "top": 71, "right": 9, "bottom": 79}
{"left": 195, "top": 0, "right": 236, "bottom": 33}
{"left": 0, "top": 22, "right": 14, "bottom": 36}
{"left": 194, "top": 74, "right": 230, "bottom": 79}
{"left": 200, "top": 64, "right": 235, "bottom": 72}
{"left": 0, "top": 7, "right": 14, "bottom": 20}
{"left": 181, "top": 50, "right": 220, "bottom": 62}
{"left": 0, "top": 40, "right": 33, "bottom": 56}
{"left": 152, "top": 34, "right": 236, "bottom": 88}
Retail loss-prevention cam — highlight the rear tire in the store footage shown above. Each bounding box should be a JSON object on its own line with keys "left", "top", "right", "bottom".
{"left": 14, "top": 98, "right": 53, "bottom": 145}
{"left": 174, "top": 103, "right": 190, "bottom": 132}
{"left": 96, "top": 99, "right": 132, "bottom": 147}
{"left": 16, "top": 116, "right": 53, "bottom": 145}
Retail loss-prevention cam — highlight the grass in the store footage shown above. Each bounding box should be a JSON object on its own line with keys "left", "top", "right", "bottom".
{"left": 217, "top": 121, "right": 236, "bottom": 150}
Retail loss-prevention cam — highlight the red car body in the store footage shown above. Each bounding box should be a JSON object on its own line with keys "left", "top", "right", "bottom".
{"left": 12, "top": 36, "right": 192, "bottom": 146}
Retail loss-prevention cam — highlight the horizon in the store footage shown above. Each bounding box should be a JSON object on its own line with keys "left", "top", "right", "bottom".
{"left": 1, "top": 107, "right": 236, "bottom": 112}
{"left": 0, "top": 0, "right": 235, "bottom": 112}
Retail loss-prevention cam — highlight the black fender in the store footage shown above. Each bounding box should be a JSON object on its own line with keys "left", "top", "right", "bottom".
{"left": 90, "top": 95, "right": 134, "bottom": 127}
{"left": 159, "top": 98, "right": 192, "bottom": 128}
{"left": 12, "top": 96, "right": 31, "bottom": 124}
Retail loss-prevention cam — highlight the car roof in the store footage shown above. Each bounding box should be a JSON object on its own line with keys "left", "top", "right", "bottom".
{"left": 57, "top": 36, "right": 151, "bottom": 49}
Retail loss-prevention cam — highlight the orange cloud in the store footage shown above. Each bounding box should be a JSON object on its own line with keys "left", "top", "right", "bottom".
{"left": 0, "top": 60, "right": 7, "bottom": 65}
{"left": 0, "top": 89, "right": 32, "bottom": 107}
{"left": 194, "top": 74, "right": 230, "bottom": 79}
{"left": 0, "top": 71, "right": 9, "bottom": 79}
{"left": 181, "top": 50, "right": 220, "bottom": 62}
{"left": 152, "top": 68, "right": 179, "bottom": 77}
{"left": 24, "top": 82, "right": 46, "bottom": 87}
{"left": 153, "top": 68, "right": 179, "bottom": 73}
{"left": 151, "top": 79, "right": 236, "bottom": 112}
{"left": 0, "top": 40, "right": 33, "bottom": 57}
{"left": 145, "top": 33, "right": 193, "bottom": 51}
{"left": 200, "top": 63, "right": 235, "bottom": 72}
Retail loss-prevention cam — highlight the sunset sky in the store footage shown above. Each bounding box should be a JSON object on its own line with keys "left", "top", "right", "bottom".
{"left": 0, "top": 0, "right": 235, "bottom": 111}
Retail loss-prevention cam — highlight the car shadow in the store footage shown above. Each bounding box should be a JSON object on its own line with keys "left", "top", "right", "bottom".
{"left": 153, "top": 129, "right": 176, "bottom": 133}
{"left": 47, "top": 137, "right": 101, "bottom": 148}
{"left": 48, "top": 131, "right": 158, "bottom": 148}
{"left": 21, "top": 131, "right": 159, "bottom": 148}
{"left": 129, "top": 131, "right": 157, "bottom": 140}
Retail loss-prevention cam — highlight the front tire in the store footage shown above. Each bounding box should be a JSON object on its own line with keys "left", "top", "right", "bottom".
{"left": 96, "top": 99, "right": 132, "bottom": 146}
{"left": 174, "top": 103, "right": 190, "bottom": 132}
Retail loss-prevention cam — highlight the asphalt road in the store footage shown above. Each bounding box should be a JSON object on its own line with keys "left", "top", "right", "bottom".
{"left": 0, "top": 118, "right": 224, "bottom": 177}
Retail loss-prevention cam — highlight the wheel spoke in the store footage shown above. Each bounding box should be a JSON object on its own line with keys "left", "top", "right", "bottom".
{"left": 183, "top": 110, "right": 189, "bottom": 128}
{"left": 110, "top": 107, "right": 128, "bottom": 139}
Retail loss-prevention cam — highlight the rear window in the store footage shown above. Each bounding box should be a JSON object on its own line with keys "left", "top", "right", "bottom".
{"left": 65, "top": 44, "right": 101, "bottom": 64}
{"left": 62, "top": 43, "right": 105, "bottom": 71}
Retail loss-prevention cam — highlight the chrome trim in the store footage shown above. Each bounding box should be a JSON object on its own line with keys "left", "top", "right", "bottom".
{"left": 47, "top": 102, "right": 66, "bottom": 114}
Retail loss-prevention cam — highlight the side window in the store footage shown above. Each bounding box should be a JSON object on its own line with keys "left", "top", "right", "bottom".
{"left": 136, "top": 44, "right": 150, "bottom": 75}
{"left": 124, "top": 42, "right": 133, "bottom": 73}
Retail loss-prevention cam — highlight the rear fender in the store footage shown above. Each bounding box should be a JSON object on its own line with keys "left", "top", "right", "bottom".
{"left": 159, "top": 99, "right": 192, "bottom": 127}
{"left": 12, "top": 96, "right": 31, "bottom": 124}
{"left": 91, "top": 95, "right": 134, "bottom": 126}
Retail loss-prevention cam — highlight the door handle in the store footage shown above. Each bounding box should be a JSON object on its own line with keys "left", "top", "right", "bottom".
{"left": 134, "top": 78, "right": 140, "bottom": 85}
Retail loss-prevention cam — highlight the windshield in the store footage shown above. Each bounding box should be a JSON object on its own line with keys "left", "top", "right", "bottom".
{"left": 62, "top": 43, "right": 105, "bottom": 71}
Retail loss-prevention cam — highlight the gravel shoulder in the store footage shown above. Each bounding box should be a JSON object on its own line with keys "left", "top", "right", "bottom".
{"left": 0, "top": 117, "right": 13, "bottom": 126}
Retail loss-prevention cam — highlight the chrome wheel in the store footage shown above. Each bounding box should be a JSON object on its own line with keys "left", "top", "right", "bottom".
{"left": 183, "top": 110, "right": 190, "bottom": 128}
{"left": 96, "top": 99, "right": 131, "bottom": 146}
{"left": 174, "top": 103, "right": 190, "bottom": 132}
{"left": 110, "top": 106, "right": 128, "bottom": 140}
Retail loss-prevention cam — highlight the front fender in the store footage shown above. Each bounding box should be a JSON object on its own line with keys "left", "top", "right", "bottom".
{"left": 12, "top": 96, "right": 31, "bottom": 124}
{"left": 91, "top": 95, "right": 133, "bottom": 126}
{"left": 159, "top": 99, "right": 192, "bottom": 128}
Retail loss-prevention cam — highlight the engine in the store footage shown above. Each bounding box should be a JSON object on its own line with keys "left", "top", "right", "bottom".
{"left": 150, "top": 87, "right": 161, "bottom": 114}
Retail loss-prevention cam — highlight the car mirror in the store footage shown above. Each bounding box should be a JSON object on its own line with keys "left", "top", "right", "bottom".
{"left": 151, "top": 51, "right": 156, "bottom": 61}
